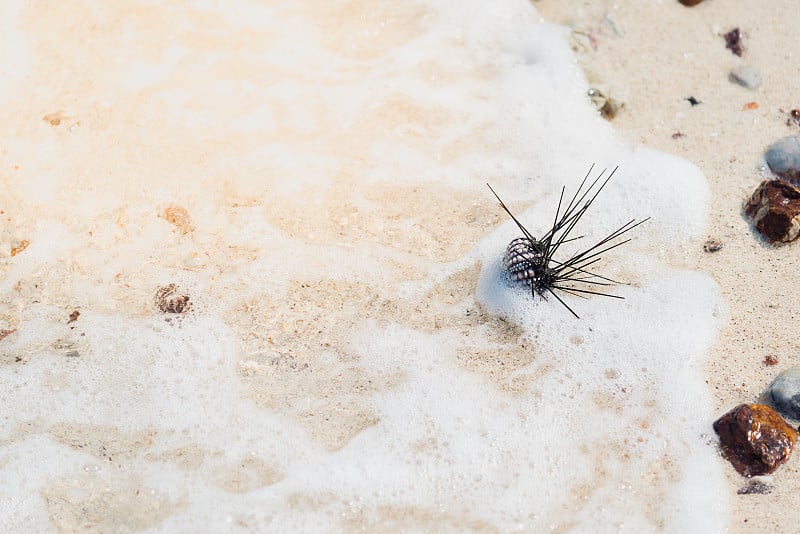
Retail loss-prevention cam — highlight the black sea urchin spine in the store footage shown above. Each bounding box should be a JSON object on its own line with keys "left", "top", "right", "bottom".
{"left": 488, "top": 165, "right": 650, "bottom": 318}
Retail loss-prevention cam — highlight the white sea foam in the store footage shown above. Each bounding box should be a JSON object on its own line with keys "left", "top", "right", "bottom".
{"left": 0, "top": 0, "right": 727, "bottom": 532}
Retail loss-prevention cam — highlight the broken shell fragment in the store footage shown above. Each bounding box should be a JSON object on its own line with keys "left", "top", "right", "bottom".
{"left": 154, "top": 284, "right": 191, "bottom": 313}
{"left": 744, "top": 180, "right": 800, "bottom": 244}
{"left": 703, "top": 239, "right": 723, "bottom": 252}
{"left": 10, "top": 240, "right": 29, "bottom": 257}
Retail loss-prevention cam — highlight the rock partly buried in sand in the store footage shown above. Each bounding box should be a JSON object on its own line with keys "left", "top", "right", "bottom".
{"left": 729, "top": 66, "right": 762, "bottom": 90}
{"left": 678, "top": 0, "right": 704, "bottom": 6}
{"left": 713, "top": 404, "right": 798, "bottom": 477}
{"left": 769, "top": 368, "right": 800, "bottom": 421}
{"left": 764, "top": 135, "right": 800, "bottom": 185}
{"left": 744, "top": 180, "right": 800, "bottom": 244}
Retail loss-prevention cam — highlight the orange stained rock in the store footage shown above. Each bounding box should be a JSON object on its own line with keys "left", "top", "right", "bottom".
{"left": 714, "top": 403, "right": 798, "bottom": 477}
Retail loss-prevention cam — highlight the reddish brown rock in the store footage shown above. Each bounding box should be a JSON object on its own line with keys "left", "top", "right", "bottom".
{"left": 713, "top": 404, "right": 798, "bottom": 477}
{"left": 744, "top": 180, "right": 800, "bottom": 244}
{"left": 724, "top": 28, "right": 744, "bottom": 56}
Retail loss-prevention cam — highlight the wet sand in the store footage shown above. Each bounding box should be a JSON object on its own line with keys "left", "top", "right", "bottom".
{"left": 1, "top": 1, "right": 797, "bottom": 531}
{"left": 536, "top": 0, "right": 800, "bottom": 531}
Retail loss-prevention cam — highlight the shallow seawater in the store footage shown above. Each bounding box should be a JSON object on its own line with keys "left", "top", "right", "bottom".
{"left": 0, "top": 1, "right": 727, "bottom": 532}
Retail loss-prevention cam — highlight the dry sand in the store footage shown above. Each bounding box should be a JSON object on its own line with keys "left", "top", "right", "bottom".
{"left": 535, "top": 0, "right": 800, "bottom": 531}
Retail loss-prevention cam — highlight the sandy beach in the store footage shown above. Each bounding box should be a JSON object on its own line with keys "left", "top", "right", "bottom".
{"left": 536, "top": 0, "right": 800, "bottom": 531}
{"left": 1, "top": 0, "right": 798, "bottom": 532}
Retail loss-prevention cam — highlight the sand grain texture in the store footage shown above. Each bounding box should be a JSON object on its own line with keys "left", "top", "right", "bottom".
{"left": 0, "top": 0, "right": 784, "bottom": 531}
{"left": 536, "top": 0, "right": 800, "bottom": 531}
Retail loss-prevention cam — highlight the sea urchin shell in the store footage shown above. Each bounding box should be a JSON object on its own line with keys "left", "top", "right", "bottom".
{"left": 489, "top": 165, "right": 649, "bottom": 318}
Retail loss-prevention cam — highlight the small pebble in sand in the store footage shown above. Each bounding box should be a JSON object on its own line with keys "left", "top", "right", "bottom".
{"left": 703, "top": 239, "right": 723, "bottom": 252}
{"left": 671, "top": 132, "right": 686, "bottom": 139}
{"left": 154, "top": 284, "right": 191, "bottom": 314}
{"left": 588, "top": 88, "right": 624, "bottom": 120}
{"left": 742, "top": 102, "right": 759, "bottom": 110}
{"left": 764, "top": 135, "right": 800, "bottom": 185}
{"left": 685, "top": 96, "right": 701, "bottom": 106}
{"left": 787, "top": 109, "right": 800, "bottom": 128}
{"left": 713, "top": 404, "right": 797, "bottom": 477}
{"left": 737, "top": 482, "right": 773, "bottom": 495}
{"left": 678, "top": 0, "right": 704, "bottom": 5}
{"left": 729, "top": 66, "right": 761, "bottom": 90}
{"left": 769, "top": 368, "right": 800, "bottom": 420}
{"left": 42, "top": 112, "right": 80, "bottom": 130}
{"left": 724, "top": 27, "right": 744, "bottom": 56}
{"left": 736, "top": 482, "right": 775, "bottom": 495}
{"left": 744, "top": 180, "right": 800, "bottom": 244}
{"left": 764, "top": 354, "right": 779, "bottom": 367}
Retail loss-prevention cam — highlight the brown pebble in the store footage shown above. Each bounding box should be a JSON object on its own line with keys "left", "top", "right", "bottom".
{"left": 0, "top": 329, "right": 15, "bottom": 340}
{"left": 713, "top": 404, "right": 798, "bottom": 477}
{"left": 678, "top": 0, "right": 704, "bottom": 5}
{"left": 788, "top": 109, "right": 800, "bottom": 128}
{"left": 742, "top": 102, "right": 758, "bottom": 110}
{"left": 154, "top": 284, "right": 191, "bottom": 314}
{"left": 703, "top": 239, "right": 723, "bottom": 252}
{"left": 744, "top": 180, "right": 800, "bottom": 244}
{"left": 764, "top": 354, "right": 779, "bottom": 366}
{"left": 599, "top": 99, "right": 623, "bottom": 120}
{"left": 724, "top": 28, "right": 744, "bottom": 56}
{"left": 68, "top": 310, "right": 80, "bottom": 323}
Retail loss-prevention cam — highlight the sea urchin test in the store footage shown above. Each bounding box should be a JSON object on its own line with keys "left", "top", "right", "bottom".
{"left": 0, "top": 0, "right": 727, "bottom": 532}
{"left": 489, "top": 165, "right": 649, "bottom": 318}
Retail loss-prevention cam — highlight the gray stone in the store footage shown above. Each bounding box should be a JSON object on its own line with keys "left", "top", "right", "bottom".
{"left": 729, "top": 66, "right": 762, "bottom": 90}
{"left": 765, "top": 135, "right": 800, "bottom": 185}
{"left": 769, "top": 367, "right": 800, "bottom": 420}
